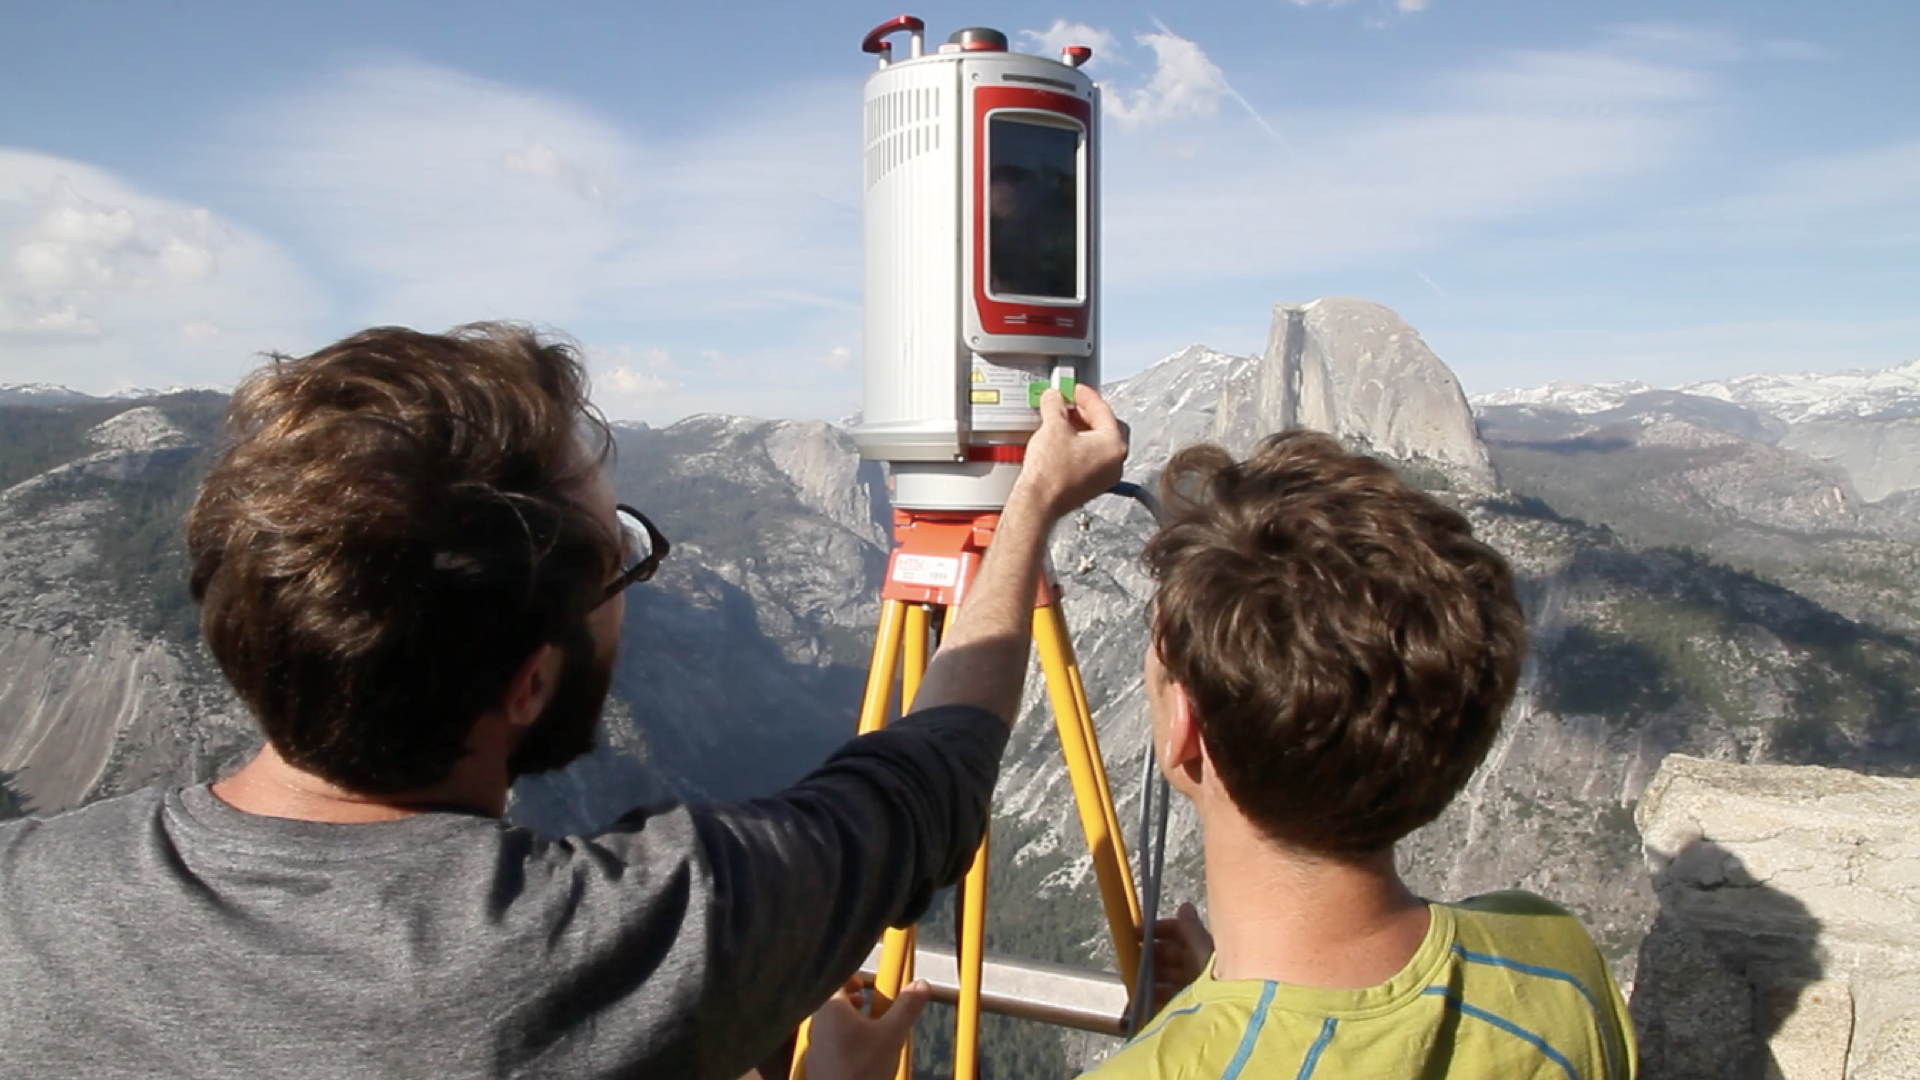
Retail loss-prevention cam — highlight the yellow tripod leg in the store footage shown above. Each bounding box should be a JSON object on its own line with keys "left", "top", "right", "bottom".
{"left": 1057, "top": 598, "right": 1145, "bottom": 935}
{"left": 901, "top": 602, "right": 930, "bottom": 712}
{"left": 1034, "top": 602, "right": 1143, "bottom": 985}
{"left": 869, "top": 604, "right": 934, "bottom": 1080}
{"left": 791, "top": 599, "right": 912, "bottom": 1080}
{"left": 947, "top": 597, "right": 992, "bottom": 1080}
{"left": 858, "top": 600, "right": 911, "bottom": 735}
{"left": 954, "top": 824, "right": 990, "bottom": 1080}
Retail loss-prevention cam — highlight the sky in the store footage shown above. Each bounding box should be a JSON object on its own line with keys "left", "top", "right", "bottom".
{"left": 2, "top": 0, "right": 1916, "bottom": 424}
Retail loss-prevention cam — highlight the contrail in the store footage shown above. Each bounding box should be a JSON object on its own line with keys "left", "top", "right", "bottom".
{"left": 1147, "top": 13, "right": 1301, "bottom": 159}
{"left": 1415, "top": 270, "right": 1449, "bottom": 298}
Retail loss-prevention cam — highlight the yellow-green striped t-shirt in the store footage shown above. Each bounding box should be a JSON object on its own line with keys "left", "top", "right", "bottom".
{"left": 1085, "top": 892, "right": 1636, "bottom": 1080}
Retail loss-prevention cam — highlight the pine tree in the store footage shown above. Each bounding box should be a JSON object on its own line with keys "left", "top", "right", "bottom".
{"left": 0, "top": 768, "right": 28, "bottom": 821}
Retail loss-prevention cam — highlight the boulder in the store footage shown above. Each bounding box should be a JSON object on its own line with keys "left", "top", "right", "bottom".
{"left": 1633, "top": 755, "right": 1920, "bottom": 1079}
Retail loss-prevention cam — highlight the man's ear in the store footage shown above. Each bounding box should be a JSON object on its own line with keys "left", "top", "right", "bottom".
{"left": 1161, "top": 681, "right": 1207, "bottom": 789}
{"left": 501, "top": 644, "right": 564, "bottom": 731}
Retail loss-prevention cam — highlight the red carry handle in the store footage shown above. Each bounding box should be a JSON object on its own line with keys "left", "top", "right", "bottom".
{"left": 862, "top": 15, "right": 925, "bottom": 55}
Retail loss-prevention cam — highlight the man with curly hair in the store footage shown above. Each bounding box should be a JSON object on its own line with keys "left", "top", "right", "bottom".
{"left": 0, "top": 324, "right": 1129, "bottom": 1080}
{"left": 811, "top": 432, "right": 1636, "bottom": 1080}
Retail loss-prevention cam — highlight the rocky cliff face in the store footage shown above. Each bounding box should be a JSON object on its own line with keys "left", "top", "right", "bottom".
{"left": 0, "top": 398, "right": 254, "bottom": 812}
{"left": 1220, "top": 298, "right": 1494, "bottom": 485}
{"left": 1781, "top": 417, "right": 1920, "bottom": 504}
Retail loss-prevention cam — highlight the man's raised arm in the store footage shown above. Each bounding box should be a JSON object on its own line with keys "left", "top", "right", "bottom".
{"left": 908, "top": 385, "right": 1128, "bottom": 724}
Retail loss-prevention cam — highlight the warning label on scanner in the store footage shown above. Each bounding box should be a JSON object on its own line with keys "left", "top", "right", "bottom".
{"left": 968, "top": 358, "right": 1045, "bottom": 428}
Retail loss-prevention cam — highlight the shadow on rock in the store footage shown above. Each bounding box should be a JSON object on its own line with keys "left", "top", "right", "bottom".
{"left": 1631, "top": 839, "right": 1837, "bottom": 1080}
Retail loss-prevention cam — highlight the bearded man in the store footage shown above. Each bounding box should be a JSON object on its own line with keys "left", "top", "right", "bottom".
{"left": 0, "top": 324, "right": 1127, "bottom": 1080}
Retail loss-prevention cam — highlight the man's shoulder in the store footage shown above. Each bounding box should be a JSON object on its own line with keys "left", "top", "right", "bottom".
{"left": 0, "top": 786, "right": 167, "bottom": 850}
{"left": 1441, "top": 889, "right": 1618, "bottom": 982}
{"left": 1450, "top": 889, "right": 1577, "bottom": 920}
{"left": 1440, "top": 892, "right": 1638, "bottom": 1077}
{"left": 1080, "top": 987, "right": 1267, "bottom": 1080}
{"left": 1, "top": 788, "right": 173, "bottom": 924}
{"left": 1444, "top": 889, "right": 1601, "bottom": 958}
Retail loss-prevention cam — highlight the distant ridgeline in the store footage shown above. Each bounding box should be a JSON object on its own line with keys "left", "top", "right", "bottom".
{"left": 2, "top": 309, "right": 1917, "bottom": 1080}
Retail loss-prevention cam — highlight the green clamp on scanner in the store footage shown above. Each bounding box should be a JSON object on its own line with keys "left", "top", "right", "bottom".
{"left": 1027, "top": 377, "right": 1077, "bottom": 409}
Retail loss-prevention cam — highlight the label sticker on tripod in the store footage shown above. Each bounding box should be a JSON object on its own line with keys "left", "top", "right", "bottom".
{"left": 893, "top": 554, "right": 962, "bottom": 588}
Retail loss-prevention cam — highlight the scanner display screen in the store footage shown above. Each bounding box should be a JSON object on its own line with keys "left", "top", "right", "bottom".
{"left": 988, "top": 118, "right": 1080, "bottom": 301}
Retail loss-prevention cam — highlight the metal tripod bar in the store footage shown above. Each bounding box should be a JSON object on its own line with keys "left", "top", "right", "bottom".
{"left": 856, "top": 941, "right": 1130, "bottom": 1035}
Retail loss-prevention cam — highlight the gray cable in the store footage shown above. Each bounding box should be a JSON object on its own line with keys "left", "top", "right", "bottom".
{"left": 1128, "top": 744, "right": 1158, "bottom": 1037}
{"left": 1127, "top": 747, "right": 1174, "bottom": 1036}
{"left": 1109, "top": 479, "right": 1174, "bottom": 1038}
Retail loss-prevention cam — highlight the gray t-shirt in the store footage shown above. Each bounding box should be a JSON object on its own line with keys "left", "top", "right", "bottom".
{"left": 0, "top": 706, "right": 1007, "bottom": 1079}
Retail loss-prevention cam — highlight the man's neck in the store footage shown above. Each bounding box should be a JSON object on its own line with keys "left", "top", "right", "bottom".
{"left": 211, "top": 743, "right": 508, "bottom": 824}
{"left": 1200, "top": 796, "right": 1431, "bottom": 990}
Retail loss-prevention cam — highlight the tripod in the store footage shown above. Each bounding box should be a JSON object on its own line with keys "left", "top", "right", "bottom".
{"left": 791, "top": 507, "right": 1146, "bottom": 1080}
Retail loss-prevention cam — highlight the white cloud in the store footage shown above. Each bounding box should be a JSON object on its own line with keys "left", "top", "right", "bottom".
{"left": 1293, "top": 0, "right": 1427, "bottom": 21}
{"left": 571, "top": 336, "right": 863, "bottom": 424}
{"left": 604, "top": 366, "right": 679, "bottom": 396}
{"left": 500, "top": 140, "right": 609, "bottom": 202}
{"left": 0, "top": 297, "right": 101, "bottom": 340}
{"left": 1682, "top": 138, "right": 1920, "bottom": 246}
{"left": 1606, "top": 24, "right": 1832, "bottom": 66}
{"left": 0, "top": 150, "right": 324, "bottom": 390}
{"left": 192, "top": 60, "right": 871, "bottom": 423}
{"left": 1099, "top": 32, "right": 1720, "bottom": 287}
{"left": 1760, "top": 39, "right": 1829, "bottom": 62}
{"left": 1018, "top": 21, "right": 1120, "bottom": 68}
{"left": 1105, "top": 32, "right": 1231, "bottom": 128}
{"left": 587, "top": 344, "right": 676, "bottom": 396}
{"left": 228, "top": 60, "right": 861, "bottom": 335}
{"left": 12, "top": 180, "right": 219, "bottom": 291}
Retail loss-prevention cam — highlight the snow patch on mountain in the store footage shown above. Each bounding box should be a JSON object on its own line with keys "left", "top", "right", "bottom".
{"left": 0, "top": 384, "right": 98, "bottom": 406}
{"left": 1682, "top": 356, "right": 1920, "bottom": 423}
{"left": 87, "top": 407, "right": 190, "bottom": 453}
{"left": 1474, "top": 357, "right": 1920, "bottom": 424}
{"left": 1472, "top": 380, "right": 1654, "bottom": 415}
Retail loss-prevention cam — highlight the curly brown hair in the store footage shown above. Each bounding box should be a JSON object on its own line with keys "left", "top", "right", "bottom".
{"left": 186, "top": 324, "right": 618, "bottom": 793}
{"left": 1144, "top": 432, "right": 1526, "bottom": 856}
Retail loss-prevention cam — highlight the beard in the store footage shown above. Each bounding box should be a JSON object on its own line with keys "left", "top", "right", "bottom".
{"left": 505, "top": 632, "right": 614, "bottom": 779}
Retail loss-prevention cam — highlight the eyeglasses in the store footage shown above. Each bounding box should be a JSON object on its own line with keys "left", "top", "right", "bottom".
{"left": 606, "top": 504, "right": 670, "bottom": 599}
